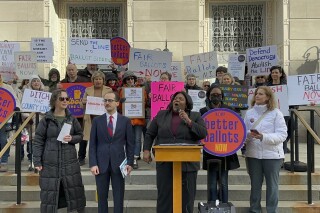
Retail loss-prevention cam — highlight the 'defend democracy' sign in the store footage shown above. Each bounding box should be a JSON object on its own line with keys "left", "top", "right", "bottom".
{"left": 200, "top": 108, "right": 246, "bottom": 157}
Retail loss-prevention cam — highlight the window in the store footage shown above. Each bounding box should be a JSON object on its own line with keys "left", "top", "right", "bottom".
{"left": 69, "top": 5, "right": 122, "bottom": 39}
{"left": 210, "top": 3, "right": 265, "bottom": 53}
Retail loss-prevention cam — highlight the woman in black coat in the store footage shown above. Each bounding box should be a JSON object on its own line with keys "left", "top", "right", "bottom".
{"left": 33, "top": 89, "right": 86, "bottom": 213}
{"left": 200, "top": 85, "right": 240, "bottom": 203}
{"left": 143, "top": 91, "right": 207, "bottom": 213}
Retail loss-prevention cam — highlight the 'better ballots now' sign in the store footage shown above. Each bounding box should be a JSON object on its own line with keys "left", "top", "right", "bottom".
{"left": 0, "top": 88, "right": 16, "bottom": 124}
{"left": 69, "top": 38, "right": 111, "bottom": 64}
{"left": 200, "top": 108, "right": 246, "bottom": 157}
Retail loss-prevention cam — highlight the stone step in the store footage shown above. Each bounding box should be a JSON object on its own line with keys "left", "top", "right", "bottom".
{"left": 2, "top": 170, "right": 320, "bottom": 186}
{"left": 0, "top": 200, "right": 319, "bottom": 213}
{"left": 0, "top": 185, "right": 319, "bottom": 202}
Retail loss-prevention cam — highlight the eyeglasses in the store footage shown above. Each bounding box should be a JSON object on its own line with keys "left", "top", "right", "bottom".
{"left": 256, "top": 76, "right": 265, "bottom": 79}
{"left": 126, "top": 77, "right": 135, "bottom": 80}
{"left": 103, "top": 99, "right": 116, "bottom": 103}
{"left": 58, "top": 97, "right": 70, "bottom": 101}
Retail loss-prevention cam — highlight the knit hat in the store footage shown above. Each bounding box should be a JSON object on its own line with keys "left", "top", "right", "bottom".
{"left": 105, "top": 72, "right": 118, "bottom": 82}
{"left": 29, "top": 75, "right": 41, "bottom": 82}
{"left": 123, "top": 71, "right": 137, "bottom": 81}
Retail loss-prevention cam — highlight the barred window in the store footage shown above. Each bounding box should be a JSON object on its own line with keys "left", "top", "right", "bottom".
{"left": 210, "top": 3, "right": 265, "bottom": 53}
{"left": 69, "top": 5, "right": 122, "bottom": 39}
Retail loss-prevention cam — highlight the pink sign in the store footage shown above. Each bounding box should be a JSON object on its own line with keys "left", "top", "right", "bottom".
{"left": 151, "top": 82, "right": 185, "bottom": 119}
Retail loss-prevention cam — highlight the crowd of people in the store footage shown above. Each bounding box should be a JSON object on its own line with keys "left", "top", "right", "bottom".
{"left": 0, "top": 64, "right": 290, "bottom": 213}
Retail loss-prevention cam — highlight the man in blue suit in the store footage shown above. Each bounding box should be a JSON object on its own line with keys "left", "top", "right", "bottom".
{"left": 89, "top": 91, "right": 134, "bottom": 213}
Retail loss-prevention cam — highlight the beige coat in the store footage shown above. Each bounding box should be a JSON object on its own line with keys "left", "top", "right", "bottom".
{"left": 82, "top": 86, "right": 112, "bottom": 141}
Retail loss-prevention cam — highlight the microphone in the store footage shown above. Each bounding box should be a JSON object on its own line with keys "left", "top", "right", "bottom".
{"left": 177, "top": 107, "right": 188, "bottom": 124}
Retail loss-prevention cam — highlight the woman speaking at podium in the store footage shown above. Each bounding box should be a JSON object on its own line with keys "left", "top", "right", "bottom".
{"left": 143, "top": 91, "right": 207, "bottom": 213}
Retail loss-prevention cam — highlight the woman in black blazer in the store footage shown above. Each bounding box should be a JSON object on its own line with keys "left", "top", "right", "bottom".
{"left": 200, "top": 85, "right": 240, "bottom": 203}
{"left": 143, "top": 91, "right": 207, "bottom": 213}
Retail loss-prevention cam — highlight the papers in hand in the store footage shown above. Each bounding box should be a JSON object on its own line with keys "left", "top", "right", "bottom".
{"left": 119, "top": 158, "right": 128, "bottom": 178}
{"left": 57, "top": 123, "right": 71, "bottom": 143}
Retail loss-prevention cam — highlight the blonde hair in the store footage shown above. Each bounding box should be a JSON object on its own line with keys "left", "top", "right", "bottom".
{"left": 91, "top": 71, "right": 105, "bottom": 83}
{"left": 222, "top": 72, "right": 235, "bottom": 85}
{"left": 250, "top": 86, "right": 276, "bottom": 110}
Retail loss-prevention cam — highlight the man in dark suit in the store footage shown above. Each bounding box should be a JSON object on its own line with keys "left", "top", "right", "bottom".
{"left": 89, "top": 91, "right": 134, "bottom": 213}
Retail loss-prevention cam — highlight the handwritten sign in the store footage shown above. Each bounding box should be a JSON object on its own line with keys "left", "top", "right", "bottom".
{"left": 184, "top": 51, "right": 218, "bottom": 80}
{"left": 21, "top": 89, "right": 51, "bottom": 113}
{"left": 228, "top": 54, "right": 246, "bottom": 80}
{"left": 129, "top": 48, "right": 172, "bottom": 80}
{"left": 170, "top": 62, "right": 183, "bottom": 81}
{"left": 85, "top": 96, "right": 105, "bottom": 115}
{"left": 0, "top": 42, "right": 20, "bottom": 81}
{"left": 246, "top": 45, "right": 278, "bottom": 76}
{"left": 0, "top": 88, "right": 16, "bottom": 124}
{"left": 31, "top": 38, "right": 54, "bottom": 63}
{"left": 188, "top": 90, "right": 206, "bottom": 112}
{"left": 151, "top": 82, "right": 185, "bottom": 119}
{"left": 14, "top": 51, "right": 38, "bottom": 79}
{"left": 200, "top": 108, "right": 246, "bottom": 157}
{"left": 220, "top": 85, "right": 249, "bottom": 109}
{"left": 69, "top": 38, "right": 111, "bottom": 64}
{"left": 111, "top": 37, "right": 130, "bottom": 65}
{"left": 61, "top": 83, "right": 92, "bottom": 117}
{"left": 248, "top": 85, "right": 289, "bottom": 116}
{"left": 287, "top": 74, "right": 320, "bottom": 106}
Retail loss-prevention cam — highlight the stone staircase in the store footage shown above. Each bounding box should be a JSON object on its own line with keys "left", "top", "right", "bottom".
{"left": 0, "top": 144, "right": 320, "bottom": 213}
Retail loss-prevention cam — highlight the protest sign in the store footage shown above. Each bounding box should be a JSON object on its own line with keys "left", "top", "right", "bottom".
{"left": 123, "top": 87, "right": 143, "bottom": 102}
{"left": 200, "top": 108, "right": 246, "bottom": 157}
{"left": 21, "top": 89, "right": 51, "bottom": 113}
{"left": 184, "top": 51, "right": 218, "bottom": 80}
{"left": 0, "top": 88, "right": 16, "bottom": 124}
{"left": 111, "top": 37, "right": 130, "bottom": 65}
{"left": 188, "top": 90, "right": 206, "bottom": 112}
{"left": 31, "top": 38, "right": 54, "bottom": 63}
{"left": 69, "top": 38, "right": 111, "bottom": 64}
{"left": 246, "top": 45, "right": 278, "bottom": 76}
{"left": 228, "top": 54, "right": 246, "bottom": 80}
{"left": 129, "top": 48, "right": 172, "bottom": 80}
{"left": 61, "top": 83, "right": 92, "bottom": 117}
{"left": 14, "top": 51, "right": 38, "bottom": 79}
{"left": 151, "top": 82, "right": 185, "bottom": 119}
{"left": 248, "top": 85, "right": 289, "bottom": 116}
{"left": 124, "top": 103, "right": 144, "bottom": 117}
{"left": 85, "top": 96, "right": 105, "bottom": 115}
{"left": 220, "top": 85, "right": 249, "bottom": 109}
{"left": 0, "top": 42, "right": 20, "bottom": 81}
{"left": 170, "top": 62, "right": 183, "bottom": 81}
{"left": 287, "top": 74, "right": 320, "bottom": 106}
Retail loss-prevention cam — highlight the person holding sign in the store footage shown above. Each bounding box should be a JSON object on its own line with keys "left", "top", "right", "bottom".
{"left": 81, "top": 71, "right": 112, "bottom": 166}
{"left": 212, "top": 66, "right": 228, "bottom": 85}
{"left": 184, "top": 74, "right": 202, "bottom": 93}
{"left": 60, "top": 64, "right": 90, "bottom": 83}
{"left": 244, "top": 86, "right": 287, "bottom": 213}
{"left": 143, "top": 91, "right": 207, "bottom": 213}
{"left": 119, "top": 71, "right": 147, "bottom": 169}
{"left": 199, "top": 85, "right": 240, "bottom": 203}
{"left": 266, "top": 66, "right": 290, "bottom": 153}
{"left": 89, "top": 91, "right": 134, "bottom": 213}
{"left": 33, "top": 89, "right": 86, "bottom": 213}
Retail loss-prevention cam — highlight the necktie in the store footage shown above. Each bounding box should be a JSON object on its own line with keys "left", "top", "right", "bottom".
{"left": 108, "top": 115, "right": 113, "bottom": 137}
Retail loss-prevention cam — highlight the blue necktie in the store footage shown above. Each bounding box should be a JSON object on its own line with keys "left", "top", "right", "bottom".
{"left": 108, "top": 115, "right": 113, "bottom": 137}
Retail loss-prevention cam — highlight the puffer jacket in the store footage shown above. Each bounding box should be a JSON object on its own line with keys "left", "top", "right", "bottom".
{"left": 244, "top": 104, "right": 287, "bottom": 159}
{"left": 33, "top": 109, "right": 86, "bottom": 213}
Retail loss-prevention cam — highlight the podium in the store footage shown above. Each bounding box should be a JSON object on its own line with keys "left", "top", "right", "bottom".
{"left": 153, "top": 145, "right": 202, "bottom": 213}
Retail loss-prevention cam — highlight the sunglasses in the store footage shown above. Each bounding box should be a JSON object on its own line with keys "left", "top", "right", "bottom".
{"left": 103, "top": 99, "right": 116, "bottom": 103}
{"left": 58, "top": 97, "right": 70, "bottom": 101}
{"left": 256, "top": 76, "right": 265, "bottom": 79}
{"left": 126, "top": 77, "right": 135, "bottom": 80}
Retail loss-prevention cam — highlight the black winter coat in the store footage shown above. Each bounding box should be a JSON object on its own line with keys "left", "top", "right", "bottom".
{"left": 200, "top": 105, "right": 240, "bottom": 171}
{"left": 33, "top": 110, "right": 86, "bottom": 213}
